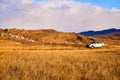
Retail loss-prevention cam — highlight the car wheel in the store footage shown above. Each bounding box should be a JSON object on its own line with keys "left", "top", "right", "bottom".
{"left": 101, "top": 46, "right": 104, "bottom": 48}
{"left": 91, "top": 46, "right": 94, "bottom": 48}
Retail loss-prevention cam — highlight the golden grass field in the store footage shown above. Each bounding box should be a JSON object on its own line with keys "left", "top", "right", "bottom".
{"left": 0, "top": 45, "right": 120, "bottom": 80}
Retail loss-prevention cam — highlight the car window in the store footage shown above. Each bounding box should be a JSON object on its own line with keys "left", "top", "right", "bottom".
{"left": 90, "top": 41, "right": 103, "bottom": 44}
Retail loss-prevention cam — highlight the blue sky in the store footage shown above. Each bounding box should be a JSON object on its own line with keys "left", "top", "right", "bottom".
{"left": 75, "top": 0, "right": 120, "bottom": 9}
{"left": 34, "top": 0, "right": 120, "bottom": 9}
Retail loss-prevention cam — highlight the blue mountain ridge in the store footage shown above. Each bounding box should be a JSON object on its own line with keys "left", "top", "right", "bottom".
{"left": 79, "top": 28, "right": 120, "bottom": 36}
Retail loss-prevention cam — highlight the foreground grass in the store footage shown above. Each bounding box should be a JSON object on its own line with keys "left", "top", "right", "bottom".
{"left": 0, "top": 48, "right": 120, "bottom": 80}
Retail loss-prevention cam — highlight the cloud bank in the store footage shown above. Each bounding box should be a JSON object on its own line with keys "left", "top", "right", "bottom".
{"left": 0, "top": 0, "right": 120, "bottom": 32}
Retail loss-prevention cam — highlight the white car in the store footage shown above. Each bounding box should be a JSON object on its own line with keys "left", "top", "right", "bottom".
{"left": 86, "top": 41, "right": 104, "bottom": 48}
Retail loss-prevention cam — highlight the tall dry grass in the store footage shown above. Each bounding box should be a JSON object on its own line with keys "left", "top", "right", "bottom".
{"left": 0, "top": 49, "right": 120, "bottom": 80}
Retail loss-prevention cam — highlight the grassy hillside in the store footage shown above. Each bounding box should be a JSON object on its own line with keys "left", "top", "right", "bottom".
{"left": 0, "top": 28, "right": 92, "bottom": 46}
{"left": 94, "top": 32, "right": 120, "bottom": 40}
{"left": 0, "top": 28, "right": 120, "bottom": 48}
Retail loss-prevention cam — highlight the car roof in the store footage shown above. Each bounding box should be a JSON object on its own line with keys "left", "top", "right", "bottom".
{"left": 91, "top": 41, "right": 103, "bottom": 43}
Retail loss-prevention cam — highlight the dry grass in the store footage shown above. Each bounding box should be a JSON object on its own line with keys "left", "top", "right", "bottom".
{"left": 0, "top": 47, "right": 120, "bottom": 80}
{"left": 0, "top": 28, "right": 120, "bottom": 80}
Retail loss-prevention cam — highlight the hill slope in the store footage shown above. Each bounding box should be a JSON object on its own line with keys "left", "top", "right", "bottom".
{"left": 94, "top": 32, "right": 120, "bottom": 40}
{"left": 0, "top": 29, "right": 91, "bottom": 46}
{"left": 0, "top": 28, "right": 120, "bottom": 47}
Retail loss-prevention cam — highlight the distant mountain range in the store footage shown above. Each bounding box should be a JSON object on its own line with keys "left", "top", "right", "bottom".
{"left": 79, "top": 28, "right": 120, "bottom": 36}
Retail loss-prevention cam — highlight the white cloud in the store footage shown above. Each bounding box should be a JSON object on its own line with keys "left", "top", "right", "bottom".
{"left": 20, "top": 0, "right": 33, "bottom": 5}
{"left": 0, "top": 0, "right": 120, "bottom": 32}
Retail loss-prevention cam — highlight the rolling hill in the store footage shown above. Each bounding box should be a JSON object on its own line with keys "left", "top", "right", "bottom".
{"left": 94, "top": 32, "right": 120, "bottom": 40}
{"left": 0, "top": 28, "right": 120, "bottom": 48}
{"left": 0, "top": 28, "right": 92, "bottom": 47}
